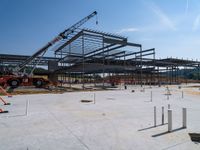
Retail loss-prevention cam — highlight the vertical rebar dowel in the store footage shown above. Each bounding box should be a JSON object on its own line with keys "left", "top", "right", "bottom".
{"left": 168, "top": 109, "right": 172, "bottom": 132}
{"left": 162, "top": 106, "right": 164, "bottom": 125}
{"left": 94, "top": 93, "right": 96, "bottom": 104}
{"left": 151, "top": 91, "right": 152, "bottom": 102}
{"left": 167, "top": 94, "right": 169, "bottom": 100}
{"left": 154, "top": 106, "right": 156, "bottom": 127}
{"left": 168, "top": 104, "right": 170, "bottom": 109}
{"left": 182, "top": 108, "right": 187, "bottom": 128}
{"left": 182, "top": 91, "right": 184, "bottom": 99}
{"left": 26, "top": 99, "right": 29, "bottom": 116}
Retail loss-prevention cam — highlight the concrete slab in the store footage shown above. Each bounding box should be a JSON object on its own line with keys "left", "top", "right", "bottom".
{"left": 0, "top": 84, "right": 200, "bottom": 149}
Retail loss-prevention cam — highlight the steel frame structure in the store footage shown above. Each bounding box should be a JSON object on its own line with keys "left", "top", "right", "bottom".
{"left": 52, "top": 28, "right": 200, "bottom": 87}
{"left": 1, "top": 28, "right": 200, "bottom": 87}
{"left": 53, "top": 28, "right": 152, "bottom": 87}
{"left": 0, "top": 54, "right": 58, "bottom": 66}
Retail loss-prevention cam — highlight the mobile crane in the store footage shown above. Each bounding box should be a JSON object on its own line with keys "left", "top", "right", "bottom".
{"left": 0, "top": 11, "right": 98, "bottom": 89}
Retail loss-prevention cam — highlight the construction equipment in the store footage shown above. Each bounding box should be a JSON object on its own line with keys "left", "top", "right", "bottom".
{"left": 0, "top": 93, "right": 10, "bottom": 114}
{"left": 0, "top": 11, "right": 98, "bottom": 89}
{"left": 0, "top": 75, "right": 50, "bottom": 89}
{"left": 0, "top": 86, "right": 11, "bottom": 114}
{"left": 0, "top": 96, "right": 10, "bottom": 105}
{"left": 0, "top": 108, "right": 9, "bottom": 113}
{"left": 17, "top": 11, "right": 97, "bottom": 73}
{"left": 0, "top": 86, "right": 12, "bottom": 97}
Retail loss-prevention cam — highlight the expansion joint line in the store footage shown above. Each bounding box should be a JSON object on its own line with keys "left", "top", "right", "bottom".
{"left": 44, "top": 106, "right": 90, "bottom": 150}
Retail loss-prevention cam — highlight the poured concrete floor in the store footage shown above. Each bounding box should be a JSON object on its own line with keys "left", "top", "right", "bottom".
{"left": 1, "top": 84, "right": 200, "bottom": 150}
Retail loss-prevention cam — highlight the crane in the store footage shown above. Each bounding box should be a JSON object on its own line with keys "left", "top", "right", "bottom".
{"left": 17, "top": 11, "right": 98, "bottom": 73}
{"left": 0, "top": 11, "right": 98, "bottom": 89}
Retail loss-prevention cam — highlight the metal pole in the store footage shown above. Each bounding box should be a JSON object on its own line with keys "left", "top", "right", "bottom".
{"left": 102, "top": 36, "right": 105, "bottom": 88}
{"left": 140, "top": 46, "right": 143, "bottom": 87}
{"left": 158, "top": 66, "right": 160, "bottom": 87}
{"left": 168, "top": 109, "right": 172, "bottom": 132}
{"left": 69, "top": 43, "right": 72, "bottom": 89}
{"left": 167, "top": 93, "right": 169, "bottom": 100}
{"left": 162, "top": 106, "right": 164, "bottom": 125}
{"left": 82, "top": 35, "right": 85, "bottom": 89}
{"left": 124, "top": 51, "right": 126, "bottom": 89}
{"left": 182, "top": 91, "right": 184, "bottom": 99}
{"left": 198, "top": 64, "right": 200, "bottom": 81}
{"left": 154, "top": 106, "right": 156, "bottom": 127}
{"left": 94, "top": 93, "right": 96, "bottom": 104}
{"left": 26, "top": 99, "right": 29, "bottom": 116}
{"left": 182, "top": 108, "right": 187, "bottom": 128}
{"left": 153, "top": 48, "right": 156, "bottom": 85}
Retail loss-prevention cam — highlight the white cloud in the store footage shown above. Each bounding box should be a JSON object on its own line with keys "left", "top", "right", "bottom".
{"left": 147, "top": 1, "right": 176, "bottom": 31}
{"left": 117, "top": 27, "right": 139, "bottom": 34}
{"left": 193, "top": 14, "right": 200, "bottom": 31}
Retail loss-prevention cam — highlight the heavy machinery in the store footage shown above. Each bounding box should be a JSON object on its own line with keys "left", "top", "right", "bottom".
{"left": 0, "top": 75, "right": 50, "bottom": 88}
{"left": 0, "top": 11, "right": 98, "bottom": 89}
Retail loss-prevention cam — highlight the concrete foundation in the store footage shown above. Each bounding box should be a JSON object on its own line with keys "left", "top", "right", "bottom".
{"left": 0, "top": 84, "right": 200, "bottom": 150}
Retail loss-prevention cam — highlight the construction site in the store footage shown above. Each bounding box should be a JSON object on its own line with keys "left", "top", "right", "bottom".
{"left": 1, "top": 6, "right": 200, "bottom": 150}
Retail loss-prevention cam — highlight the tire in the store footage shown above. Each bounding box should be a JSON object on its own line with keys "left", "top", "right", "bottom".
{"left": 8, "top": 79, "right": 20, "bottom": 89}
{"left": 33, "top": 79, "right": 44, "bottom": 88}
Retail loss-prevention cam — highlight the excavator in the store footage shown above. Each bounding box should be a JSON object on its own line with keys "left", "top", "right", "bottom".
{"left": 0, "top": 11, "right": 98, "bottom": 89}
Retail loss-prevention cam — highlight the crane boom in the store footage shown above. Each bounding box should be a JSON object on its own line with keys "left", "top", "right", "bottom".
{"left": 18, "top": 11, "right": 97, "bottom": 72}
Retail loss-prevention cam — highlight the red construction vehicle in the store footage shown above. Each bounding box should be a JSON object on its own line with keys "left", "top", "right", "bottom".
{"left": 0, "top": 75, "right": 50, "bottom": 89}
{"left": 0, "top": 11, "right": 98, "bottom": 89}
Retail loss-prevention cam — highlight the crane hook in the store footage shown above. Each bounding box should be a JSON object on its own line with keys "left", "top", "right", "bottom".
{"left": 96, "top": 14, "right": 98, "bottom": 25}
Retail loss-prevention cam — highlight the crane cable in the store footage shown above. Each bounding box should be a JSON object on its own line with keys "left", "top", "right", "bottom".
{"left": 96, "top": 14, "right": 98, "bottom": 25}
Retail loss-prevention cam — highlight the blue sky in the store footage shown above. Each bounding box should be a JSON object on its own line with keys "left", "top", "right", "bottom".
{"left": 0, "top": 0, "right": 200, "bottom": 60}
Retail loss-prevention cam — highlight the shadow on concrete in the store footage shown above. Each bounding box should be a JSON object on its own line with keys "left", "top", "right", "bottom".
{"left": 138, "top": 123, "right": 168, "bottom": 131}
{"left": 152, "top": 127, "right": 186, "bottom": 137}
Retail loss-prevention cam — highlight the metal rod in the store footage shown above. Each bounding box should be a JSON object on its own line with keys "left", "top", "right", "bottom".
{"left": 26, "top": 99, "right": 29, "bottom": 116}
{"left": 162, "top": 106, "right": 164, "bottom": 125}
{"left": 82, "top": 35, "right": 85, "bottom": 89}
{"left": 140, "top": 46, "right": 143, "bottom": 87}
{"left": 103, "top": 38, "right": 105, "bottom": 88}
{"left": 154, "top": 106, "right": 156, "bottom": 127}
{"left": 168, "top": 109, "right": 172, "bottom": 132}
{"left": 182, "top": 91, "right": 184, "bottom": 99}
{"left": 94, "top": 93, "right": 96, "bottom": 104}
{"left": 182, "top": 108, "right": 187, "bottom": 128}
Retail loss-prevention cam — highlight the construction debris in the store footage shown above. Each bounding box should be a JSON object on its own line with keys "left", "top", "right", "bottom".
{"left": 189, "top": 133, "right": 200, "bottom": 143}
{"left": 80, "top": 99, "right": 93, "bottom": 103}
